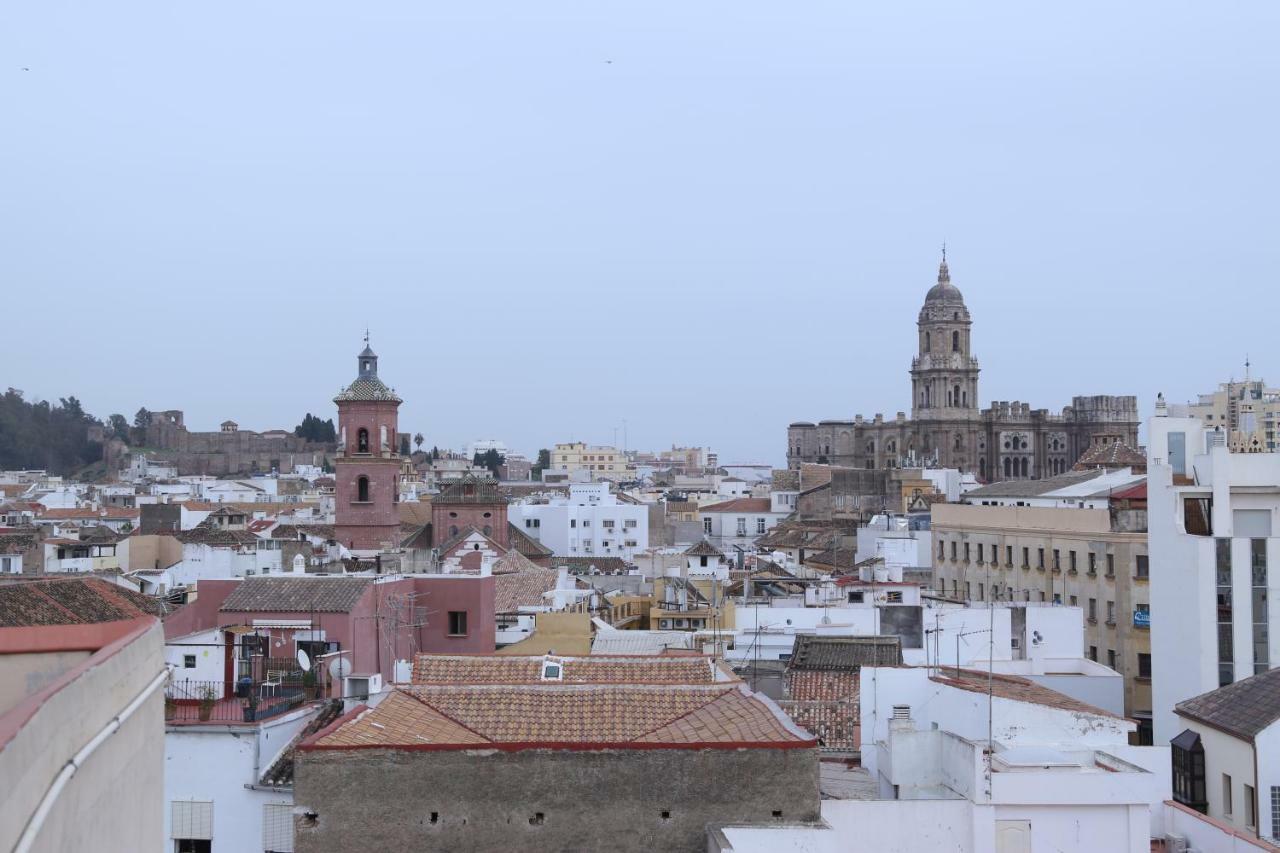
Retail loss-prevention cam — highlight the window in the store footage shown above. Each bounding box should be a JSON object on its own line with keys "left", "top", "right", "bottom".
{"left": 356, "top": 476, "right": 369, "bottom": 503}
{"left": 1270, "top": 787, "right": 1280, "bottom": 839}
{"left": 1218, "top": 538, "right": 1234, "bottom": 685}
{"left": 736, "top": 518, "right": 747, "bottom": 536}
{"left": 938, "top": 540, "right": 945, "bottom": 560}
{"left": 952, "top": 331, "right": 960, "bottom": 352}
{"left": 1136, "top": 554, "right": 1149, "bottom": 579}
{"left": 262, "top": 802, "right": 294, "bottom": 853}
{"left": 977, "top": 585, "right": 984, "bottom": 601}
{"left": 171, "top": 801, "right": 213, "bottom": 850}
{"left": 1172, "top": 730, "right": 1207, "bottom": 813}
{"left": 1107, "top": 649, "right": 1117, "bottom": 668}
{"left": 357, "top": 428, "right": 369, "bottom": 453}
{"left": 757, "top": 518, "right": 767, "bottom": 534}
{"left": 887, "top": 591, "right": 903, "bottom": 603}
{"left": 1246, "top": 783, "right": 1256, "bottom": 829}
{"left": 447, "top": 611, "right": 468, "bottom": 636}
{"left": 1106, "top": 600, "right": 1116, "bottom": 625}
{"left": 1253, "top": 538, "right": 1269, "bottom": 674}
{"left": 541, "top": 660, "right": 563, "bottom": 680}
{"left": 1037, "top": 548, "right": 1045, "bottom": 570}
{"left": 964, "top": 543, "right": 970, "bottom": 563}
{"left": 1069, "top": 551, "right": 1077, "bottom": 573}
{"left": 1138, "top": 653, "right": 1151, "bottom": 679}
{"left": 1038, "top": 591, "right": 1046, "bottom": 602}
{"left": 703, "top": 518, "right": 712, "bottom": 535}
{"left": 965, "top": 582, "right": 971, "bottom": 600}
{"left": 603, "top": 519, "right": 615, "bottom": 528}
{"left": 175, "top": 842, "right": 212, "bottom": 853}
{"left": 1088, "top": 598, "right": 1097, "bottom": 622}
{"left": 1106, "top": 553, "right": 1115, "bottom": 577}
{"left": 1022, "top": 547, "right": 1030, "bottom": 569}
{"left": 848, "top": 591, "right": 865, "bottom": 604}
{"left": 1069, "top": 595, "right": 1078, "bottom": 607}
{"left": 951, "top": 541, "right": 957, "bottom": 561}
{"left": 624, "top": 519, "right": 637, "bottom": 528}
{"left": 1005, "top": 545, "right": 1013, "bottom": 566}
{"left": 1088, "top": 645, "right": 1097, "bottom": 662}
{"left": 570, "top": 519, "right": 577, "bottom": 528}
{"left": 1052, "top": 549, "right": 1060, "bottom": 571}
{"left": 183, "top": 655, "right": 196, "bottom": 669}
{"left": 1224, "top": 774, "right": 1234, "bottom": 816}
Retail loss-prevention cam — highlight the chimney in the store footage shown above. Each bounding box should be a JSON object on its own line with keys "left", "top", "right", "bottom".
{"left": 480, "top": 555, "right": 493, "bottom": 577}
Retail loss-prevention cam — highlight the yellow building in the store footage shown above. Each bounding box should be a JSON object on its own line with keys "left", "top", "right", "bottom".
{"left": 550, "top": 442, "right": 631, "bottom": 481}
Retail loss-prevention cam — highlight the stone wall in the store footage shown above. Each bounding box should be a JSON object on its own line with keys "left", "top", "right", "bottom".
{"left": 294, "top": 745, "right": 820, "bottom": 853}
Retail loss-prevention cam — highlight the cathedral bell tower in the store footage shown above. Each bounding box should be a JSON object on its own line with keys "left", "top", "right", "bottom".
{"left": 910, "top": 252, "right": 979, "bottom": 423}
{"left": 333, "top": 339, "right": 403, "bottom": 553}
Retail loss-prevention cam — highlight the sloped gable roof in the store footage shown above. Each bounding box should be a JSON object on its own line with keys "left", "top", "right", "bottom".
{"left": 219, "top": 577, "right": 372, "bottom": 613}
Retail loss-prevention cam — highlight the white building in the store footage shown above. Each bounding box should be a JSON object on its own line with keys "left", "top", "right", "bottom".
{"left": 508, "top": 482, "right": 649, "bottom": 560}
{"left": 1148, "top": 399, "right": 1280, "bottom": 743}
{"left": 465, "top": 439, "right": 509, "bottom": 459}
{"left": 698, "top": 497, "right": 789, "bottom": 553}
{"left": 1170, "top": 663, "right": 1280, "bottom": 844}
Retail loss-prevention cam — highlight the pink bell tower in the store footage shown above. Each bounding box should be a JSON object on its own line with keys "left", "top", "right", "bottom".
{"left": 333, "top": 338, "right": 403, "bottom": 553}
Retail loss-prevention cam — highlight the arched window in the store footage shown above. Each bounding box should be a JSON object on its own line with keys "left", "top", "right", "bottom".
{"left": 1021, "top": 458, "right": 1029, "bottom": 477}
{"left": 924, "top": 332, "right": 931, "bottom": 352}
{"left": 1003, "top": 458, "right": 1012, "bottom": 477}
{"left": 953, "top": 385, "right": 961, "bottom": 406}
{"left": 954, "top": 434, "right": 962, "bottom": 451}
{"left": 357, "top": 428, "right": 369, "bottom": 454}
{"left": 962, "top": 391, "right": 967, "bottom": 407}
{"left": 952, "top": 331, "right": 960, "bottom": 352}
{"left": 356, "top": 476, "right": 369, "bottom": 502}
{"left": 980, "top": 458, "right": 987, "bottom": 479}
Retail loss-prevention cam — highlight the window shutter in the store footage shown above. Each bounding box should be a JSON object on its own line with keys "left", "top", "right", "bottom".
{"left": 262, "top": 802, "right": 295, "bottom": 852}
{"left": 170, "top": 800, "right": 213, "bottom": 840}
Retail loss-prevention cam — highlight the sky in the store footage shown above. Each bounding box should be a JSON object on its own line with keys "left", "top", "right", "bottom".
{"left": 3, "top": 1, "right": 1277, "bottom": 466}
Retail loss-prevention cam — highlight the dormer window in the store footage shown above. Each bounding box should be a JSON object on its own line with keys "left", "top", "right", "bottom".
{"left": 541, "top": 660, "right": 563, "bottom": 681}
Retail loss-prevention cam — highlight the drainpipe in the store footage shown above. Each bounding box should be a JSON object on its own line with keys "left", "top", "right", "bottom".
{"left": 15, "top": 668, "right": 169, "bottom": 853}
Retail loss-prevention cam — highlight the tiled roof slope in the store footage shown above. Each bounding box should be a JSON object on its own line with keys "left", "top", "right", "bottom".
{"left": 493, "top": 567, "right": 559, "bottom": 613}
{"left": 1072, "top": 441, "right": 1147, "bottom": 471}
{"left": 683, "top": 539, "right": 725, "bottom": 558}
{"left": 309, "top": 683, "right": 813, "bottom": 749}
{"left": 789, "top": 636, "right": 903, "bottom": 671}
{"left": 1175, "top": 666, "right": 1280, "bottom": 741}
{"left": 0, "top": 577, "right": 165, "bottom": 626}
{"left": 963, "top": 470, "right": 1102, "bottom": 499}
{"left": 507, "top": 524, "right": 553, "bottom": 558}
{"left": 0, "top": 533, "right": 36, "bottom": 555}
{"left": 699, "top": 498, "right": 771, "bottom": 514}
{"left": 219, "top": 577, "right": 372, "bottom": 613}
{"left": 333, "top": 376, "right": 402, "bottom": 403}
{"left": 933, "top": 669, "right": 1122, "bottom": 719}
{"left": 411, "top": 653, "right": 719, "bottom": 685}
{"left": 556, "top": 557, "right": 628, "bottom": 574}
{"left": 259, "top": 700, "right": 345, "bottom": 787}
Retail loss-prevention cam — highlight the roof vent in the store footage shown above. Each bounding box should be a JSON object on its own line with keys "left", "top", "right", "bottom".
{"left": 891, "top": 704, "right": 911, "bottom": 720}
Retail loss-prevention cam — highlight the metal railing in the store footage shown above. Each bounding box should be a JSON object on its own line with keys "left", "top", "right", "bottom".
{"left": 165, "top": 676, "right": 323, "bottom": 724}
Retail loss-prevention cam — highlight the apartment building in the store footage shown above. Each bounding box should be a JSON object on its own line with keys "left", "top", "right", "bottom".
{"left": 931, "top": 471, "right": 1151, "bottom": 742}
{"left": 547, "top": 442, "right": 630, "bottom": 481}
{"left": 509, "top": 482, "right": 649, "bottom": 560}
{"left": 1149, "top": 398, "right": 1280, "bottom": 743}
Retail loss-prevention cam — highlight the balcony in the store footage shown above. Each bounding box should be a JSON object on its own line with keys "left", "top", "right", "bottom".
{"left": 166, "top": 665, "right": 330, "bottom": 725}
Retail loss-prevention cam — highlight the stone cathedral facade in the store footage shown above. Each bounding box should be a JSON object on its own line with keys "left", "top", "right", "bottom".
{"left": 786, "top": 258, "right": 1139, "bottom": 481}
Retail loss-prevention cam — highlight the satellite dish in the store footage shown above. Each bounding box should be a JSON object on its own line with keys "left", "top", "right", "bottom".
{"left": 329, "top": 657, "right": 352, "bottom": 680}
{"left": 296, "top": 649, "right": 312, "bottom": 672}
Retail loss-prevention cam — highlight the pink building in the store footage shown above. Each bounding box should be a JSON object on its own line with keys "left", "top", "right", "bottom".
{"left": 164, "top": 574, "right": 495, "bottom": 701}
{"left": 333, "top": 343, "right": 403, "bottom": 553}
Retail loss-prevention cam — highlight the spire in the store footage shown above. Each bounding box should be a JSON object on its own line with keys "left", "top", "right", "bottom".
{"left": 938, "top": 243, "right": 950, "bottom": 283}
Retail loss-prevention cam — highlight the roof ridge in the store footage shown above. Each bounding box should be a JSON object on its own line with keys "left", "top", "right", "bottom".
{"left": 399, "top": 688, "right": 495, "bottom": 743}
{"left": 627, "top": 685, "right": 732, "bottom": 742}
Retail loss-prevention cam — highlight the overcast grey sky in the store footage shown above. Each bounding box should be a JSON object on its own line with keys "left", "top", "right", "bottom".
{"left": 3, "top": 1, "right": 1277, "bottom": 465}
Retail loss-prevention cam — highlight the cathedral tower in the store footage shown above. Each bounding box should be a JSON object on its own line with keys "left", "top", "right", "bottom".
{"left": 911, "top": 253, "right": 979, "bottom": 423}
{"left": 333, "top": 341, "right": 403, "bottom": 553}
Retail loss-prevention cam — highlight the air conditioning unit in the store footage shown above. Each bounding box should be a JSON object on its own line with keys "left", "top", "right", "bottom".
{"left": 1164, "top": 833, "right": 1188, "bottom": 853}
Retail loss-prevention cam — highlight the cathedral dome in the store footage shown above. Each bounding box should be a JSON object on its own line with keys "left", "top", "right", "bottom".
{"left": 923, "top": 259, "right": 966, "bottom": 307}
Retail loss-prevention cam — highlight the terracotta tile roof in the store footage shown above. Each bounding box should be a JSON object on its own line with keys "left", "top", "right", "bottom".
{"left": 311, "top": 683, "right": 812, "bottom": 749}
{"left": 801, "top": 548, "right": 861, "bottom": 571}
{"left": 664, "top": 501, "right": 699, "bottom": 514}
{"left": 932, "top": 669, "right": 1122, "bottom": 719}
{"left": 683, "top": 539, "right": 725, "bottom": 558}
{"left": 271, "top": 523, "right": 336, "bottom": 541}
{"left": 789, "top": 636, "right": 903, "bottom": 671}
{"left": 756, "top": 522, "right": 840, "bottom": 551}
{"left": 410, "top": 653, "right": 718, "bottom": 685}
{"left": 555, "top": 557, "right": 628, "bottom": 574}
{"left": 771, "top": 469, "right": 801, "bottom": 491}
{"left": 1072, "top": 440, "right": 1147, "bottom": 471}
{"left": 0, "top": 577, "right": 165, "bottom": 626}
{"left": 0, "top": 532, "right": 36, "bottom": 555}
{"left": 219, "top": 576, "right": 372, "bottom": 613}
{"left": 1175, "top": 666, "right": 1280, "bottom": 741}
{"left": 699, "top": 498, "right": 772, "bottom": 514}
{"left": 508, "top": 523, "right": 554, "bottom": 558}
{"left": 39, "top": 506, "right": 139, "bottom": 520}
{"left": 493, "top": 566, "right": 559, "bottom": 613}
{"left": 777, "top": 699, "right": 858, "bottom": 751}
{"left": 433, "top": 475, "right": 504, "bottom": 505}
{"left": 786, "top": 670, "right": 859, "bottom": 702}
{"left": 491, "top": 549, "right": 542, "bottom": 575}
{"left": 174, "top": 521, "right": 262, "bottom": 547}
{"left": 258, "top": 700, "right": 350, "bottom": 786}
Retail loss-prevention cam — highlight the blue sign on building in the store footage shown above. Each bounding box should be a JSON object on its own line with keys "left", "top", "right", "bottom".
{"left": 1133, "top": 609, "right": 1150, "bottom": 628}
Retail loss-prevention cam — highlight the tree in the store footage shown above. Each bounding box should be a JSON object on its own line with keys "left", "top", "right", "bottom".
{"left": 474, "top": 449, "right": 504, "bottom": 478}
{"left": 431, "top": 446, "right": 441, "bottom": 460}
{"left": 532, "top": 448, "right": 551, "bottom": 480}
{"left": 0, "top": 388, "right": 105, "bottom": 474}
{"left": 414, "top": 433, "right": 424, "bottom": 451}
{"left": 107, "top": 414, "right": 131, "bottom": 444}
{"left": 294, "top": 413, "right": 337, "bottom": 443}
